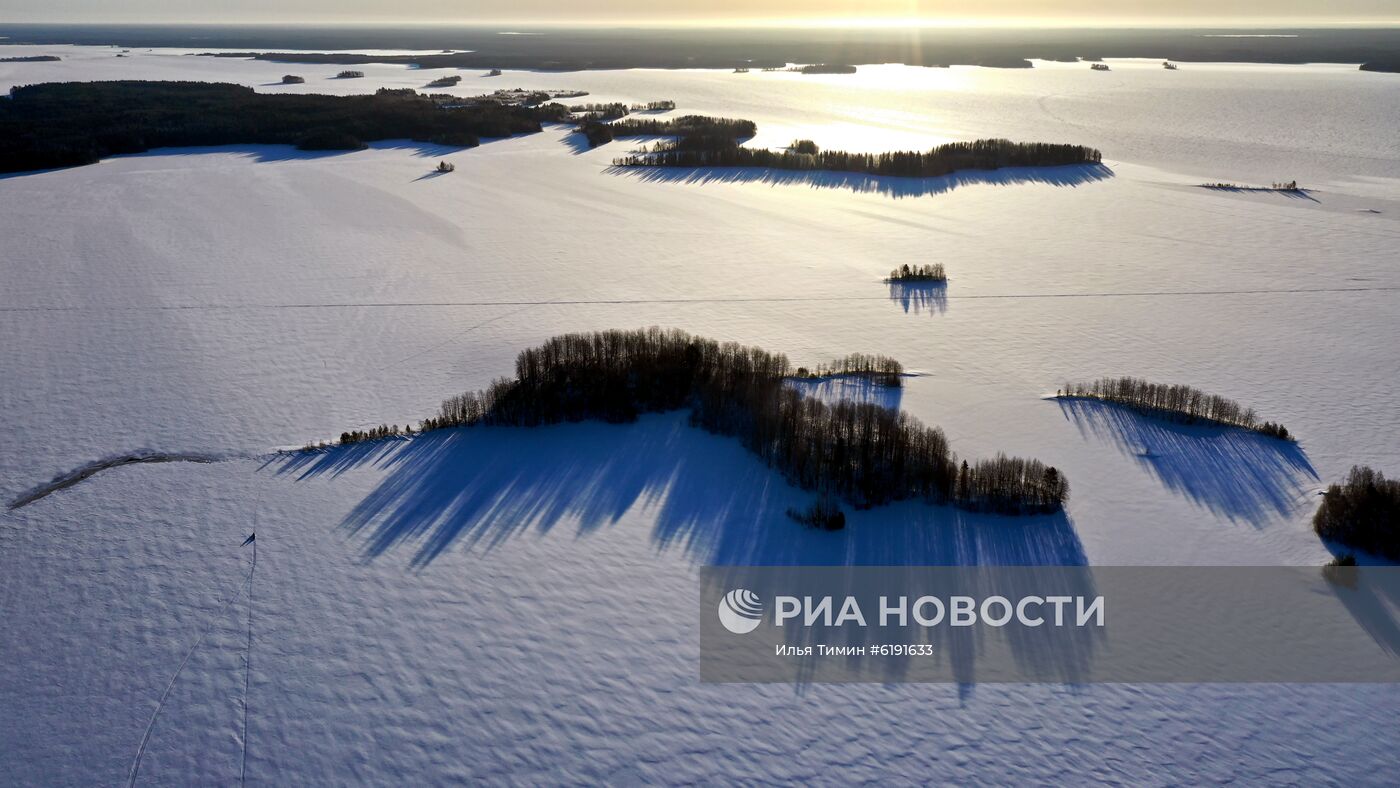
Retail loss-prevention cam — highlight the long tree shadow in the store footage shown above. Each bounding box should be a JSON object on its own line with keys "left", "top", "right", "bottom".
{"left": 607, "top": 162, "right": 1114, "bottom": 199}
{"left": 272, "top": 412, "right": 1088, "bottom": 569}
{"left": 274, "top": 413, "right": 1098, "bottom": 684}
{"left": 1057, "top": 399, "right": 1319, "bottom": 525}
{"left": 1321, "top": 565, "right": 1400, "bottom": 658}
{"left": 1199, "top": 184, "right": 1320, "bottom": 203}
{"left": 559, "top": 130, "right": 595, "bottom": 155}
{"left": 888, "top": 280, "right": 948, "bottom": 314}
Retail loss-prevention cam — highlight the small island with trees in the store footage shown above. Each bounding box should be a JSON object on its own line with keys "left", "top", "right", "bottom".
{"left": 612, "top": 123, "right": 1102, "bottom": 179}
{"left": 575, "top": 114, "right": 755, "bottom": 149}
{"left": 1200, "top": 180, "right": 1304, "bottom": 193}
{"left": 426, "top": 74, "right": 463, "bottom": 88}
{"left": 886, "top": 263, "right": 947, "bottom": 283}
{"left": 281, "top": 74, "right": 305, "bottom": 84}
{"left": 1, "top": 55, "right": 62, "bottom": 62}
{"left": 1056, "top": 377, "right": 1292, "bottom": 440}
{"left": 1314, "top": 466, "right": 1400, "bottom": 561}
{"left": 335, "top": 70, "right": 365, "bottom": 79}
{"left": 317, "top": 328, "right": 1070, "bottom": 515}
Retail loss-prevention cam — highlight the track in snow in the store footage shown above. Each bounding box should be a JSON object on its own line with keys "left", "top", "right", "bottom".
{"left": 9, "top": 452, "right": 230, "bottom": 510}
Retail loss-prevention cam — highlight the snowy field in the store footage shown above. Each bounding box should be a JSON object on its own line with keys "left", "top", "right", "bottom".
{"left": 2, "top": 44, "right": 1399, "bottom": 783}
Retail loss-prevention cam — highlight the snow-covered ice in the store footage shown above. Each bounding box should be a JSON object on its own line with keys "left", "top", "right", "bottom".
{"left": 2, "top": 45, "right": 1398, "bottom": 783}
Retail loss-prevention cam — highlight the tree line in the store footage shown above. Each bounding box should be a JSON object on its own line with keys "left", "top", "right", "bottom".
{"left": 569, "top": 102, "right": 629, "bottom": 119}
{"left": 332, "top": 328, "right": 1067, "bottom": 515}
{"left": 1314, "top": 466, "right": 1400, "bottom": 560}
{"left": 614, "top": 135, "right": 1102, "bottom": 177}
{"left": 1059, "top": 377, "right": 1291, "bottom": 439}
{"left": 887, "top": 264, "right": 946, "bottom": 283}
{"left": 576, "top": 114, "right": 755, "bottom": 150}
{"left": 0, "top": 80, "right": 568, "bottom": 173}
{"left": 609, "top": 115, "right": 756, "bottom": 140}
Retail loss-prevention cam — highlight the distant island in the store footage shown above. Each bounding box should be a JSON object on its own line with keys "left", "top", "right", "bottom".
{"left": 425, "top": 74, "right": 462, "bottom": 88}
{"left": 0, "top": 24, "right": 1393, "bottom": 71}
{"left": 1056, "top": 377, "right": 1291, "bottom": 440}
{"left": 796, "top": 64, "right": 857, "bottom": 74}
{"left": 609, "top": 119, "right": 1102, "bottom": 178}
{"left": 0, "top": 55, "right": 61, "bottom": 62}
{"left": 185, "top": 43, "right": 1398, "bottom": 73}
{"left": 0, "top": 81, "right": 569, "bottom": 174}
{"left": 1359, "top": 60, "right": 1400, "bottom": 73}
{"left": 281, "top": 74, "right": 305, "bottom": 84}
{"left": 318, "top": 328, "right": 1070, "bottom": 515}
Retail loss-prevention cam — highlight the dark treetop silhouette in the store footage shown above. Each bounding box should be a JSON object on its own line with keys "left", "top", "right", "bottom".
{"left": 613, "top": 126, "right": 1102, "bottom": 178}
{"left": 0, "top": 80, "right": 570, "bottom": 173}
{"left": 322, "top": 328, "right": 1068, "bottom": 515}
{"left": 1314, "top": 466, "right": 1400, "bottom": 560}
{"left": 577, "top": 114, "right": 757, "bottom": 149}
{"left": 887, "top": 263, "right": 947, "bottom": 283}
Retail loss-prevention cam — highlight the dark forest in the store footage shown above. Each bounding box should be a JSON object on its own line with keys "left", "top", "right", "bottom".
{"left": 1314, "top": 466, "right": 1400, "bottom": 560}
{"left": 0, "top": 80, "right": 569, "bottom": 173}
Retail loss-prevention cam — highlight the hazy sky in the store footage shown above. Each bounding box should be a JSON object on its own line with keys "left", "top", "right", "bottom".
{"left": 7, "top": 0, "right": 1399, "bottom": 25}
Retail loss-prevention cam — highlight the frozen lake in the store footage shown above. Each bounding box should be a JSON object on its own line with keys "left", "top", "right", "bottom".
{"left": 2, "top": 44, "right": 1398, "bottom": 783}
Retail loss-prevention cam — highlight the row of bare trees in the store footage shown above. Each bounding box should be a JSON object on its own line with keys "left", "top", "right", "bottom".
{"left": 887, "top": 264, "right": 946, "bottom": 282}
{"left": 568, "top": 102, "right": 629, "bottom": 120}
{"left": 1059, "top": 377, "right": 1291, "bottom": 439}
{"left": 344, "top": 328, "right": 1067, "bottom": 515}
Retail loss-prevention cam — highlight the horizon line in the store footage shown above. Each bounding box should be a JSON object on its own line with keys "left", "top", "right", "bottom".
{"left": 4, "top": 18, "right": 1400, "bottom": 30}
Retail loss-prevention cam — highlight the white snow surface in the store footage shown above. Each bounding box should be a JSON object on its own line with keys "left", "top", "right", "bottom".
{"left": 2, "top": 45, "right": 1399, "bottom": 784}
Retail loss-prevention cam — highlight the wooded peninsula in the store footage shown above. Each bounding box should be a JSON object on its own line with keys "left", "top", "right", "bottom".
{"left": 325, "top": 328, "right": 1070, "bottom": 516}
{"left": 0, "top": 80, "right": 569, "bottom": 173}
